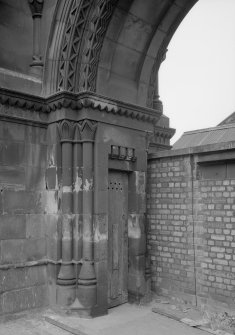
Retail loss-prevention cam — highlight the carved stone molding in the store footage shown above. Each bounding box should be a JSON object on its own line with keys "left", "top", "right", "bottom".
{"left": 0, "top": 89, "right": 162, "bottom": 125}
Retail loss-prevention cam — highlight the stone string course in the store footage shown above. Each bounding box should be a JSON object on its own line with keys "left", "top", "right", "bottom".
{"left": 147, "top": 154, "right": 235, "bottom": 309}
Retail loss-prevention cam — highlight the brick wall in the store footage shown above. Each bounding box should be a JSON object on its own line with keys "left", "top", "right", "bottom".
{"left": 147, "top": 152, "right": 235, "bottom": 309}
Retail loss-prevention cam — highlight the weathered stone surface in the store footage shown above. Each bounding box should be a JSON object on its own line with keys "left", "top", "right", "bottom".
{"left": 25, "top": 143, "right": 47, "bottom": 168}
{"left": 45, "top": 167, "right": 57, "bottom": 190}
{"left": 0, "top": 214, "right": 26, "bottom": 240}
{"left": 26, "top": 214, "right": 46, "bottom": 239}
{"left": 1, "top": 239, "right": 24, "bottom": 264}
{"left": 2, "top": 285, "right": 48, "bottom": 314}
{"left": 25, "top": 166, "right": 46, "bottom": 191}
{"left": 3, "top": 190, "right": 44, "bottom": 214}
{"left": 0, "top": 266, "right": 47, "bottom": 293}
{"left": 0, "top": 166, "right": 25, "bottom": 187}
{"left": 23, "top": 238, "right": 47, "bottom": 262}
{"left": 0, "top": 141, "right": 25, "bottom": 166}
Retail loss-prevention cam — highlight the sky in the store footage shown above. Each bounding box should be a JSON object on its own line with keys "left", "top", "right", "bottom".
{"left": 159, "top": 0, "right": 235, "bottom": 144}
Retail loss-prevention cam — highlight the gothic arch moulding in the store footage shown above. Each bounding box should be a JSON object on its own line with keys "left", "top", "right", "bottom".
{"left": 44, "top": 0, "right": 198, "bottom": 109}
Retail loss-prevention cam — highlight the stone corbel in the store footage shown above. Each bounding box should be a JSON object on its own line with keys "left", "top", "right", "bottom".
{"left": 28, "top": 0, "right": 44, "bottom": 72}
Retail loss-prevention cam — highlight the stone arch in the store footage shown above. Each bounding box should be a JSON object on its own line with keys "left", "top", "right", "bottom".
{"left": 44, "top": 0, "right": 198, "bottom": 107}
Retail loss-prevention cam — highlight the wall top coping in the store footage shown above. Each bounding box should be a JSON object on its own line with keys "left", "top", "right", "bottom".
{"left": 0, "top": 87, "right": 162, "bottom": 125}
{"left": 148, "top": 141, "right": 235, "bottom": 161}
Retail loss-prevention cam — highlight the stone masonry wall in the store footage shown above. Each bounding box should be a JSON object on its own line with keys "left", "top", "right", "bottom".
{"left": 0, "top": 120, "right": 50, "bottom": 314}
{"left": 147, "top": 153, "right": 235, "bottom": 310}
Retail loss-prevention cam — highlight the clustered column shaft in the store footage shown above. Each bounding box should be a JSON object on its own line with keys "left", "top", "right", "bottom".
{"left": 56, "top": 119, "right": 97, "bottom": 312}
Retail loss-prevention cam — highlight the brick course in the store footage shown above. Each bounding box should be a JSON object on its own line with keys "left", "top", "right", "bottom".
{"left": 147, "top": 153, "right": 235, "bottom": 309}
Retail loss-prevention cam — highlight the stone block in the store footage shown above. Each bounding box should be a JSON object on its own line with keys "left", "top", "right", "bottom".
{"left": 0, "top": 141, "right": 25, "bottom": 166}
{"left": 25, "top": 166, "right": 46, "bottom": 191}
{"left": 26, "top": 214, "right": 46, "bottom": 239}
{"left": 1, "top": 239, "right": 24, "bottom": 264}
{"left": 128, "top": 214, "right": 146, "bottom": 256}
{"left": 0, "top": 166, "right": 25, "bottom": 186}
{"left": 3, "top": 190, "right": 44, "bottom": 214}
{"left": 0, "top": 266, "right": 46, "bottom": 293}
{"left": 23, "top": 238, "right": 47, "bottom": 261}
{"left": 43, "top": 190, "right": 59, "bottom": 214}
{"left": 95, "top": 260, "right": 108, "bottom": 285}
{"left": 2, "top": 285, "right": 48, "bottom": 314}
{"left": 45, "top": 166, "right": 57, "bottom": 190}
{"left": 0, "top": 121, "right": 25, "bottom": 142}
{"left": 45, "top": 214, "right": 60, "bottom": 260}
{"left": 0, "top": 214, "right": 26, "bottom": 239}
{"left": 25, "top": 125, "right": 47, "bottom": 144}
{"left": 25, "top": 143, "right": 47, "bottom": 168}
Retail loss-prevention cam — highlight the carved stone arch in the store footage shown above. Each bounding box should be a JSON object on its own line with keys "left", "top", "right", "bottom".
{"left": 45, "top": 0, "right": 198, "bottom": 105}
{"left": 44, "top": 0, "right": 117, "bottom": 95}
{"left": 145, "top": 0, "right": 198, "bottom": 109}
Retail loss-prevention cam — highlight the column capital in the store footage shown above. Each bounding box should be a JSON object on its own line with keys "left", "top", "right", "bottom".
{"left": 28, "top": 0, "right": 44, "bottom": 18}
{"left": 78, "top": 119, "right": 97, "bottom": 142}
{"left": 58, "top": 120, "right": 75, "bottom": 142}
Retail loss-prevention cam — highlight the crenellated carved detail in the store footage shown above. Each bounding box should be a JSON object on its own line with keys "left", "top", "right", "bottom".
{"left": 58, "top": 120, "right": 75, "bottom": 141}
{"left": 78, "top": 0, "right": 117, "bottom": 92}
{"left": 56, "top": 0, "right": 116, "bottom": 93}
{"left": 57, "top": 0, "right": 93, "bottom": 92}
{"left": 78, "top": 119, "right": 97, "bottom": 142}
{"left": 0, "top": 89, "right": 162, "bottom": 126}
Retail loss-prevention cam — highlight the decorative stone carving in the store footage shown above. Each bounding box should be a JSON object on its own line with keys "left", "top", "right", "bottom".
{"left": 28, "top": 0, "right": 44, "bottom": 70}
{"left": 78, "top": 119, "right": 97, "bottom": 142}
{"left": 78, "top": 0, "right": 117, "bottom": 92}
{"left": 57, "top": 0, "right": 117, "bottom": 93}
{"left": 109, "top": 145, "right": 137, "bottom": 162}
{"left": 57, "top": 0, "right": 92, "bottom": 91}
{"left": 28, "top": 0, "right": 44, "bottom": 17}
{"left": 0, "top": 89, "right": 161, "bottom": 125}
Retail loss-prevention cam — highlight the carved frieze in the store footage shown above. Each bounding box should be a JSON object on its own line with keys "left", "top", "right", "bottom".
{"left": 0, "top": 89, "right": 161, "bottom": 125}
{"left": 109, "top": 145, "right": 136, "bottom": 162}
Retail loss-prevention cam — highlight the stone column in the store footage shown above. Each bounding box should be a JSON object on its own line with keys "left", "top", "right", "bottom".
{"left": 70, "top": 123, "right": 83, "bottom": 310}
{"left": 28, "top": 0, "right": 44, "bottom": 74}
{"left": 75, "top": 119, "right": 97, "bottom": 315}
{"left": 152, "top": 48, "right": 167, "bottom": 112}
{"left": 57, "top": 120, "right": 76, "bottom": 305}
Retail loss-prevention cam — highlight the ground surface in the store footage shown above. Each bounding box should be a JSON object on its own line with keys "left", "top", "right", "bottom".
{"left": 0, "top": 303, "right": 210, "bottom": 335}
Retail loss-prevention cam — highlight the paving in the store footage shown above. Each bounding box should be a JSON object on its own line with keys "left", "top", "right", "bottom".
{"left": 0, "top": 303, "right": 211, "bottom": 335}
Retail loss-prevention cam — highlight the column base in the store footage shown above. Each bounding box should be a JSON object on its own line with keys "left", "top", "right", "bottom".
{"left": 56, "top": 284, "right": 76, "bottom": 306}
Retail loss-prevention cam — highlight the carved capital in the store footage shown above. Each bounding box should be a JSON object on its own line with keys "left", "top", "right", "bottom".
{"left": 78, "top": 120, "right": 97, "bottom": 142}
{"left": 58, "top": 120, "right": 74, "bottom": 142}
{"left": 28, "top": 0, "right": 44, "bottom": 17}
